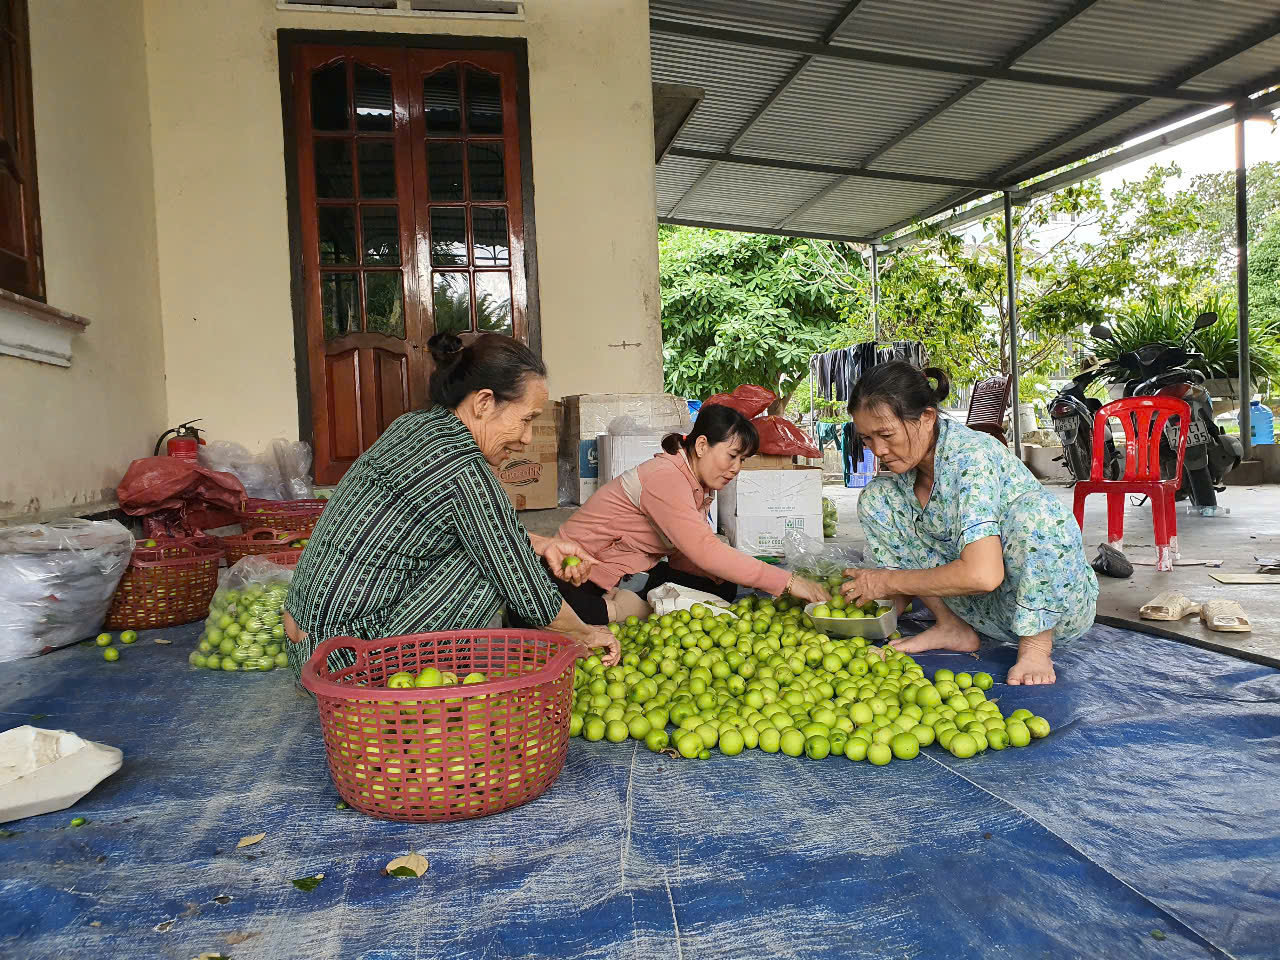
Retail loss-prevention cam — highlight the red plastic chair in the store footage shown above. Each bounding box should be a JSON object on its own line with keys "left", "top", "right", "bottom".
{"left": 1072, "top": 396, "right": 1190, "bottom": 572}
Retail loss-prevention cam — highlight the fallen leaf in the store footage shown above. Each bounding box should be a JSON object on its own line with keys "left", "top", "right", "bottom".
{"left": 0, "top": 829, "right": 18, "bottom": 839}
{"left": 384, "top": 853, "right": 429, "bottom": 878}
{"left": 224, "top": 932, "right": 260, "bottom": 946}
{"left": 89, "top": 921, "right": 101, "bottom": 927}
{"left": 30, "top": 713, "right": 46, "bottom": 721}
{"left": 155, "top": 920, "right": 175, "bottom": 933}
{"left": 292, "top": 873, "right": 325, "bottom": 892}
{"left": 1150, "top": 930, "right": 1167, "bottom": 941}
{"left": 236, "top": 833, "right": 265, "bottom": 849}
{"left": 212, "top": 896, "right": 232, "bottom": 905}
{"left": 194, "top": 954, "right": 231, "bottom": 960}
{"left": 154, "top": 638, "right": 172, "bottom": 645}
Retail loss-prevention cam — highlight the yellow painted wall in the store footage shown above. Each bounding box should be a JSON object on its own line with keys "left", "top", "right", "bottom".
{"left": 144, "top": 0, "right": 663, "bottom": 454}
{"left": 0, "top": 0, "right": 167, "bottom": 519}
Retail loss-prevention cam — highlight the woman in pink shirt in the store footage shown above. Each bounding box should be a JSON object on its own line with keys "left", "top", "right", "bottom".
{"left": 541, "top": 405, "right": 831, "bottom": 624}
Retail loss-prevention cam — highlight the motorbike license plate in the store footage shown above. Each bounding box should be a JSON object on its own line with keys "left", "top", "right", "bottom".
{"left": 1166, "top": 419, "right": 1213, "bottom": 448}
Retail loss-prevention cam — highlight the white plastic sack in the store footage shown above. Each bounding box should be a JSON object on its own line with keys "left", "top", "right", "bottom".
{"left": 646, "top": 582, "right": 736, "bottom": 618}
{"left": 0, "top": 520, "right": 134, "bottom": 663}
{"left": 0, "top": 726, "right": 123, "bottom": 824}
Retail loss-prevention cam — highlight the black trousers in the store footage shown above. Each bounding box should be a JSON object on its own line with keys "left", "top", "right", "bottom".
{"left": 512, "top": 561, "right": 738, "bottom": 627}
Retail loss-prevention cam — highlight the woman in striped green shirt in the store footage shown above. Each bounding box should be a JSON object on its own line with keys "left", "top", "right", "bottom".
{"left": 284, "top": 334, "right": 618, "bottom": 669}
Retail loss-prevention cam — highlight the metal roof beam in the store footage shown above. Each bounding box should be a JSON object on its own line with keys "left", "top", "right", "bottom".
{"left": 665, "top": 0, "right": 868, "bottom": 219}
{"left": 879, "top": 16, "right": 1280, "bottom": 242}
{"left": 649, "top": 16, "right": 1232, "bottom": 103}
{"left": 880, "top": 86, "right": 1280, "bottom": 252}
{"left": 667, "top": 147, "right": 1002, "bottom": 191}
{"left": 779, "top": 0, "right": 1104, "bottom": 231}
{"left": 659, "top": 216, "right": 871, "bottom": 245}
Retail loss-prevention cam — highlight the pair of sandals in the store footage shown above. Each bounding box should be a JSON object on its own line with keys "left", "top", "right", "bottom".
{"left": 1092, "top": 544, "right": 1251, "bottom": 633}
{"left": 1139, "top": 592, "right": 1252, "bottom": 633}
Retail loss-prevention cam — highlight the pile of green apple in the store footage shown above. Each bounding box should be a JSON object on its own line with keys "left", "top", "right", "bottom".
{"left": 188, "top": 581, "right": 290, "bottom": 673}
{"left": 385, "top": 667, "right": 488, "bottom": 688}
{"left": 811, "top": 594, "right": 890, "bottom": 621}
{"left": 569, "top": 595, "right": 1050, "bottom": 765}
{"left": 822, "top": 497, "right": 838, "bottom": 538}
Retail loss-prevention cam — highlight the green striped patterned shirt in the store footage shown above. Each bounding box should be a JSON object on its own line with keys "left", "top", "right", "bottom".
{"left": 284, "top": 406, "right": 562, "bottom": 643}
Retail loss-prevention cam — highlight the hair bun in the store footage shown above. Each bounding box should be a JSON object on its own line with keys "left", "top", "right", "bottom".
{"left": 427, "top": 332, "right": 465, "bottom": 366}
{"left": 923, "top": 366, "right": 951, "bottom": 403}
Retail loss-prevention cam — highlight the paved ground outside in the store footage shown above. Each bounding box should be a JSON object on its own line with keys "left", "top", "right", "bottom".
{"left": 522, "top": 482, "right": 1280, "bottom": 668}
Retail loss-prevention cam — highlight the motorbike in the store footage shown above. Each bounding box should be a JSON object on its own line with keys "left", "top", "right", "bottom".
{"left": 1088, "top": 312, "right": 1241, "bottom": 511}
{"left": 1050, "top": 355, "right": 1123, "bottom": 484}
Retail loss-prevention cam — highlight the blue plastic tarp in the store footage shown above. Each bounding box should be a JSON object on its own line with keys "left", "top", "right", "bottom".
{"left": 1, "top": 623, "right": 1277, "bottom": 960}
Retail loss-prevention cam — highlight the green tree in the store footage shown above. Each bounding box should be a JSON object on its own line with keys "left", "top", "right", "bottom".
{"left": 658, "top": 227, "right": 853, "bottom": 412}
{"left": 1249, "top": 211, "right": 1280, "bottom": 336}
{"left": 1174, "top": 161, "right": 1280, "bottom": 275}
{"left": 803, "top": 164, "right": 1215, "bottom": 402}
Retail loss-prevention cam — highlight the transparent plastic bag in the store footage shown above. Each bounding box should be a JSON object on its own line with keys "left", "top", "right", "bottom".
{"left": 199, "top": 439, "right": 315, "bottom": 501}
{"left": 189, "top": 556, "right": 296, "bottom": 676}
{"left": 0, "top": 520, "right": 135, "bottom": 662}
{"left": 271, "top": 439, "right": 315, "bottom": 501}
{"left": 199, "top": 441, "right": 281, "bottom": 500}
{"left": 782, "top": 527, "right": 862, "bottom": 582}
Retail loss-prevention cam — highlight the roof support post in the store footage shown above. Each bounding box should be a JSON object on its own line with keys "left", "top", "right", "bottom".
{"left": 870, "top": 245, "right": 881, "bottom": 342}
{"left": 1236, "top": 110, "right": 1252, "bottom": 460}
{"left": 1004, "top": 191, "right": 1022, "bottom": 460}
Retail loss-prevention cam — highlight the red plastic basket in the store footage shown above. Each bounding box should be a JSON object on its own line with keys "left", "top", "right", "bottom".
{"left": 219, "top": 526, "right": 312, "bottom": 566}
{"left": 105, "top": 542, "right": 222, "bottom": 630}
{"left": 301, "top": 630, "right": 585, "bottom": 822}
{"left": 235, "top": 498, "right": 326, "bottom": 532}
{"left": 263, "top": 549, "right": 303, "bottom": 568}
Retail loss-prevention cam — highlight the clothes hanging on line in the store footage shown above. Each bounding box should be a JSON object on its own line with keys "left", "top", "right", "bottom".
{"left": 810, "top": 341, "right": 927, "bottom": 403}
{"left": 810, "top": 341, "right": 927, "bottom": 469}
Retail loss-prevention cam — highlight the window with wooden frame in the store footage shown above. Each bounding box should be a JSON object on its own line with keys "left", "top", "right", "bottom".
{"left": 0, "top": 0, "right": 45, "bottom": 301}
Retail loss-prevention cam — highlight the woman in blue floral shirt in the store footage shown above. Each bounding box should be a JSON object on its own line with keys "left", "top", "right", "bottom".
{"left": 840, "top": 362, "right": 1097, "bottom": 685}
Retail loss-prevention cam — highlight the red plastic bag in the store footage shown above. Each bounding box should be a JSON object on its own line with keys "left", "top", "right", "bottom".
{"left": 117, "top": 457, "right": 246, "bottom": 536}
{"left": 755, "top": 416, "right": 821, "bottom": 459}
{"left": 703, "top": 385, "right": 777, "bottom": 420}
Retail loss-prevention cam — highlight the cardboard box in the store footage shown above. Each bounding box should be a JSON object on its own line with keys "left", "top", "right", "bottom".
{"left": 598, "top": 434, "right": 666, "bottom": 484}
{"left": 496, "top": 406, "right": 558, "bottom": 511}
{"left": 721, "top": 512, "right": 823, "bottom": 557}
{"left": 720, "top": 467, "right": 822, "bottom": 518}
{"left": 719, "top": 466, "right": 823, "bottom": 556}
{"left": 558, "top": 394, "right": 691, "bottom": 505}
{"left": 741, "top": 454, "right": 799, "bottom": 471}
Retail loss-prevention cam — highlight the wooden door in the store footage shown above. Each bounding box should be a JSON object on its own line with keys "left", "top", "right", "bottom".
{"left": 293, "top": 46, "right": 425, "bottom": 485}
{"left": 290, "top": 43, "right": 529, "bottom": 484}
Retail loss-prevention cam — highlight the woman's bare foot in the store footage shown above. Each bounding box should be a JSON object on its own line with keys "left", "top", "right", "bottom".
{"left": 889, "top": 618, "right": 979, "bottom": 654}
{"left": 1008, "top": 632, "right": 1056, "bottom": 684}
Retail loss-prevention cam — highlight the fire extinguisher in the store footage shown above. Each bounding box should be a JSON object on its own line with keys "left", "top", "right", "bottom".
{"left": 154, "top": 419, "right": 206, "bottom": 462}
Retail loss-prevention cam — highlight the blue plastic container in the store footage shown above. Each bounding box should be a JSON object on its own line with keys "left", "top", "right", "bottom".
{"left": 1246, "top": 399, "right": 1274, "bottom": 445}
{"left": 846, "top": 448, "right": 877, "bottom": 488}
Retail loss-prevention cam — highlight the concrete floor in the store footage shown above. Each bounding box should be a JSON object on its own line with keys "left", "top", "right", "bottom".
{"left": 521, "top": 481, "right": 1280, "bottom": 669}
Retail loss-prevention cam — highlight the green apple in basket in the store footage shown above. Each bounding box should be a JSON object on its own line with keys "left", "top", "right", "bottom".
{"left": 387, "top": 671, "right": 415, "bottom": 689}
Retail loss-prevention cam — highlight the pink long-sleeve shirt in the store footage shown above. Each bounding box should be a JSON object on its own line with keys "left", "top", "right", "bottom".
{"left": 558, "top": 451, "right": 791, "bottom": 597}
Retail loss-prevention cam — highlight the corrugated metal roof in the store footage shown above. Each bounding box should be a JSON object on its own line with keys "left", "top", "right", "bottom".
{"left": 651, "top": 0, "right": 1280, "bottom": 241}
{"left": 650, "top": 34, "right": 803, "bottom": 152}
{"left": 1017, "top": 0, "right": 1277, "bottom": 88}
{"left": 735, "top": 59, "right": 971, "bottom": 166}
{"left": 833, "top": 0, "right": 1081, "bottom": 67}
{"left": 650, "top": 0, "right": 852, "bottom": 43}
{"left": 678, "top": 163, "right": 838, "bottom": 226}
{"left": 869, "top": 81, "right": 1130, "bottom": 181}
{"left": 655, "top": 156, "right": 711, "bottom": 217}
